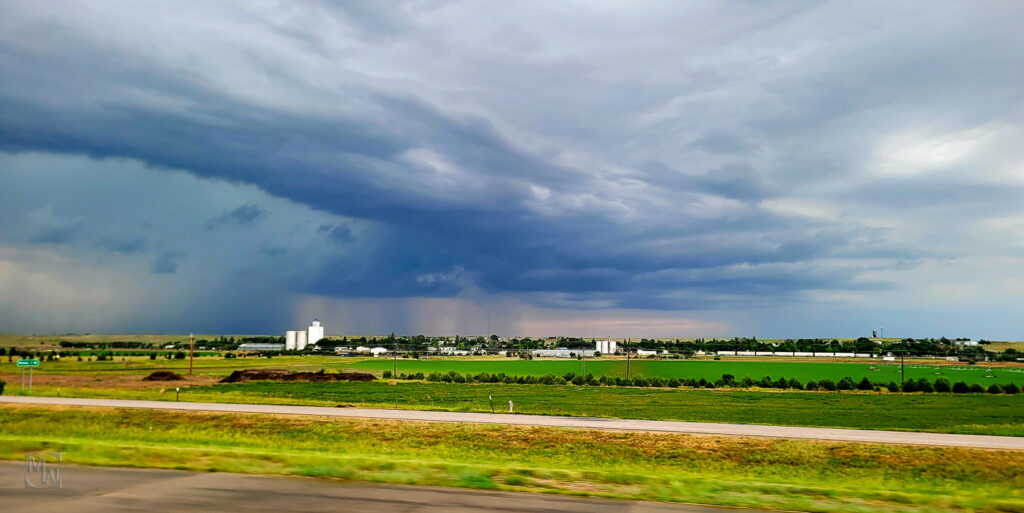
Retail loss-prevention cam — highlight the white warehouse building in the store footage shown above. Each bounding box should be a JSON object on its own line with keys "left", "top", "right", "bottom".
{"left": 284, "top": 319, "right": 326, "bottom": 351}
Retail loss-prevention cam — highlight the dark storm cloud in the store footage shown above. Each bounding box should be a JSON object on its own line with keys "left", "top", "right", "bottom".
{"left": 29, "top": 223, "right": 78, "bottom": 244}
{"left": 99, "top": 236, "right": 145, "bottom": 254}
{"left": 320, "top": 224, "right": 354, "bottom": 243}
{"left": 206, "top": 204, "right": 267, "bottom": 230}
{"left": 25, "top": 208, "right": 81, "bottom": 244}
{"left": 1, "top": 0, "right": 1022, "bottom": 326}
{"left": 150, "top": 251, "right": 183, "bottom": 274}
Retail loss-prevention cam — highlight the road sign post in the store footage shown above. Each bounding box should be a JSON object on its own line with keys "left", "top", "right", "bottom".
{"left": 17, "top": 359, "right": 39, "bottom": 393}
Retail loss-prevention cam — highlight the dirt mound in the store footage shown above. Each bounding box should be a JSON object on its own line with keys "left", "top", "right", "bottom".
{"left": 142, "top": 370, "right": 184, "bottom": 381}
{"left": 220, "top": 369, "right": 375, "bottom": 383}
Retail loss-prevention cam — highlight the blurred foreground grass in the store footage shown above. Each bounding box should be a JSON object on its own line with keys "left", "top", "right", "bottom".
{"left": 1, "top": 404, "right": 1022, "bottom": 512}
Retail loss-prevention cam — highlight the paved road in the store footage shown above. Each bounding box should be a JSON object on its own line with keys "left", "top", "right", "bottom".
{"left": 1, "top": 461, "right": 761, "bottom": 513}
{"left": 3, "top": 395, "right": 1022, "bottom": 450}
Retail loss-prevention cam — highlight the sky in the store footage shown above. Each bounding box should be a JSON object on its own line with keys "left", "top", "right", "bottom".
{"left": 1, "top": 1, "right": 1022, "bottom": 339}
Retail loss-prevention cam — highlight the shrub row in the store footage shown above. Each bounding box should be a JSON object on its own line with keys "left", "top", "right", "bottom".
{"left": 378, "top": 370, "right": 1021, "bottom": 394}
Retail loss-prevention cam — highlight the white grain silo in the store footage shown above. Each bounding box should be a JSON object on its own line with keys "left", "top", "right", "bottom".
{"left": 285, "top": 331, "right": 298, "bottom": 350}
{"left": 296, "top": 330, "right": 308, "bottom": 351}
{"left": 308, "top": 320, "right": 324, "bottom": 346}
{"left": 608, "top": 340, "right": 617, "bottom": 354}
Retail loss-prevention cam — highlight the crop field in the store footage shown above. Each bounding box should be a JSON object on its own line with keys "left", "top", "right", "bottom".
{"left": 1, "top": 404, "right": 1020, "bottom": 513}
{"left": 348, "top": 358, "right": 1024, "bottom": 387}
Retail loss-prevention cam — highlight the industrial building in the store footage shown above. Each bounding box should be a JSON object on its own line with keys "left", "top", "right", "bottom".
{"left": 594, "top": 339, "right": 617, "bottom": 354}
{"left": 284, "top": 319, "right": 325, "bottom": 350}
{"left": 237, "top": 343, "right": 285, "bottom": 352}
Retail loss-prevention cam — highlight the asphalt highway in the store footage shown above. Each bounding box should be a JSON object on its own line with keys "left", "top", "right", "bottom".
{"left": 1, "top": 462, "right": 765, "bottom": 513}
{"left": 2, "top": 395, "right": 1022, "bottom": 450}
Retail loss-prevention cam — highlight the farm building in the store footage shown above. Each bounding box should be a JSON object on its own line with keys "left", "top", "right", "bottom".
{"left": 353, "top": 346, "right": 388, "bottom": 357}
{"left": 434, "top": 347, "right": 470, "bottom": 356}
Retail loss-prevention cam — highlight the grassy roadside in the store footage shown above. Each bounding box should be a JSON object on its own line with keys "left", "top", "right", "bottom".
{"left": 11, "top": 381, "right": 1024, "bottom": 436}
{"left": 1, "top": 404, "right": 1021, "bottom": 513}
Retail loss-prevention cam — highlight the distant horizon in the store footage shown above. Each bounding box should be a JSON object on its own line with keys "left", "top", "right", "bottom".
{"left": 5, "top": 332, "right": 1014, "bottom": 342}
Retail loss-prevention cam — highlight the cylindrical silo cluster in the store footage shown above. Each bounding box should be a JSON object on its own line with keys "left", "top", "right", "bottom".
{"left": 594, "top": 339, "right": 617, "bottom": 355}
{"left": 296, "top": 331, "right": 308, "bottom": 351}
{"left": 285, "top": 331, "right": 299, "bottom": 350}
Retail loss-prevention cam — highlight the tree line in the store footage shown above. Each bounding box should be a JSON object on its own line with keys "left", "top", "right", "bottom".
{"left": 379, "top": 370, "right": 1021, "bottom": 394}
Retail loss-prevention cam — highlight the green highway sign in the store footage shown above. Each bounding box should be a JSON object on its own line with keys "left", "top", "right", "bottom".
{"left": 17, "top": 359, "right": 40, "bottom": 367}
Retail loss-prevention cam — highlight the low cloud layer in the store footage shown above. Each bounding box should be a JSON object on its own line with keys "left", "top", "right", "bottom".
{"left": 0, "top": 1, "right": 1022, "bottom": 338}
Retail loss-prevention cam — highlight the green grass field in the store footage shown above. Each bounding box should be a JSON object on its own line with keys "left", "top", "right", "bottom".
{"left": 1, "top": 404, "right": 1020, "bottom": 513}
{"left": 4, "top": 354, "right": 1023, "bottom": 388}
{"left": 15, "top": 381, "right": 1024, "bottom": 436}
{"left": 3, "top": 354, "right": 1021, "bottom": 436}
{"left": 350, "top": 358, "right": 1024, "bottom": 387}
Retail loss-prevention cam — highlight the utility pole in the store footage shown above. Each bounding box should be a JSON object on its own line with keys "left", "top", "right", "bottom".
{"left": 189, "top": 332, "right": 194, "bottom": 376}
{"left": 625, "top": 338, "right": 631, "bottom": 379}
{"left": 392, "top": 332, "right": 397, "bottom": 377}
{"left": 582, "top": 341, "right": 586, "bottom": 377}
{"left": 900, "top": 346, "right": 905, "bottom": 385}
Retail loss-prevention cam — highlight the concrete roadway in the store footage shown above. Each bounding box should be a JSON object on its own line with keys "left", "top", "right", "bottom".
{"left": 0, "top": 462, "right": 763, "bottom": 513}
{"left": 2, "top": 395, "right": 1022, "bottom": 450}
